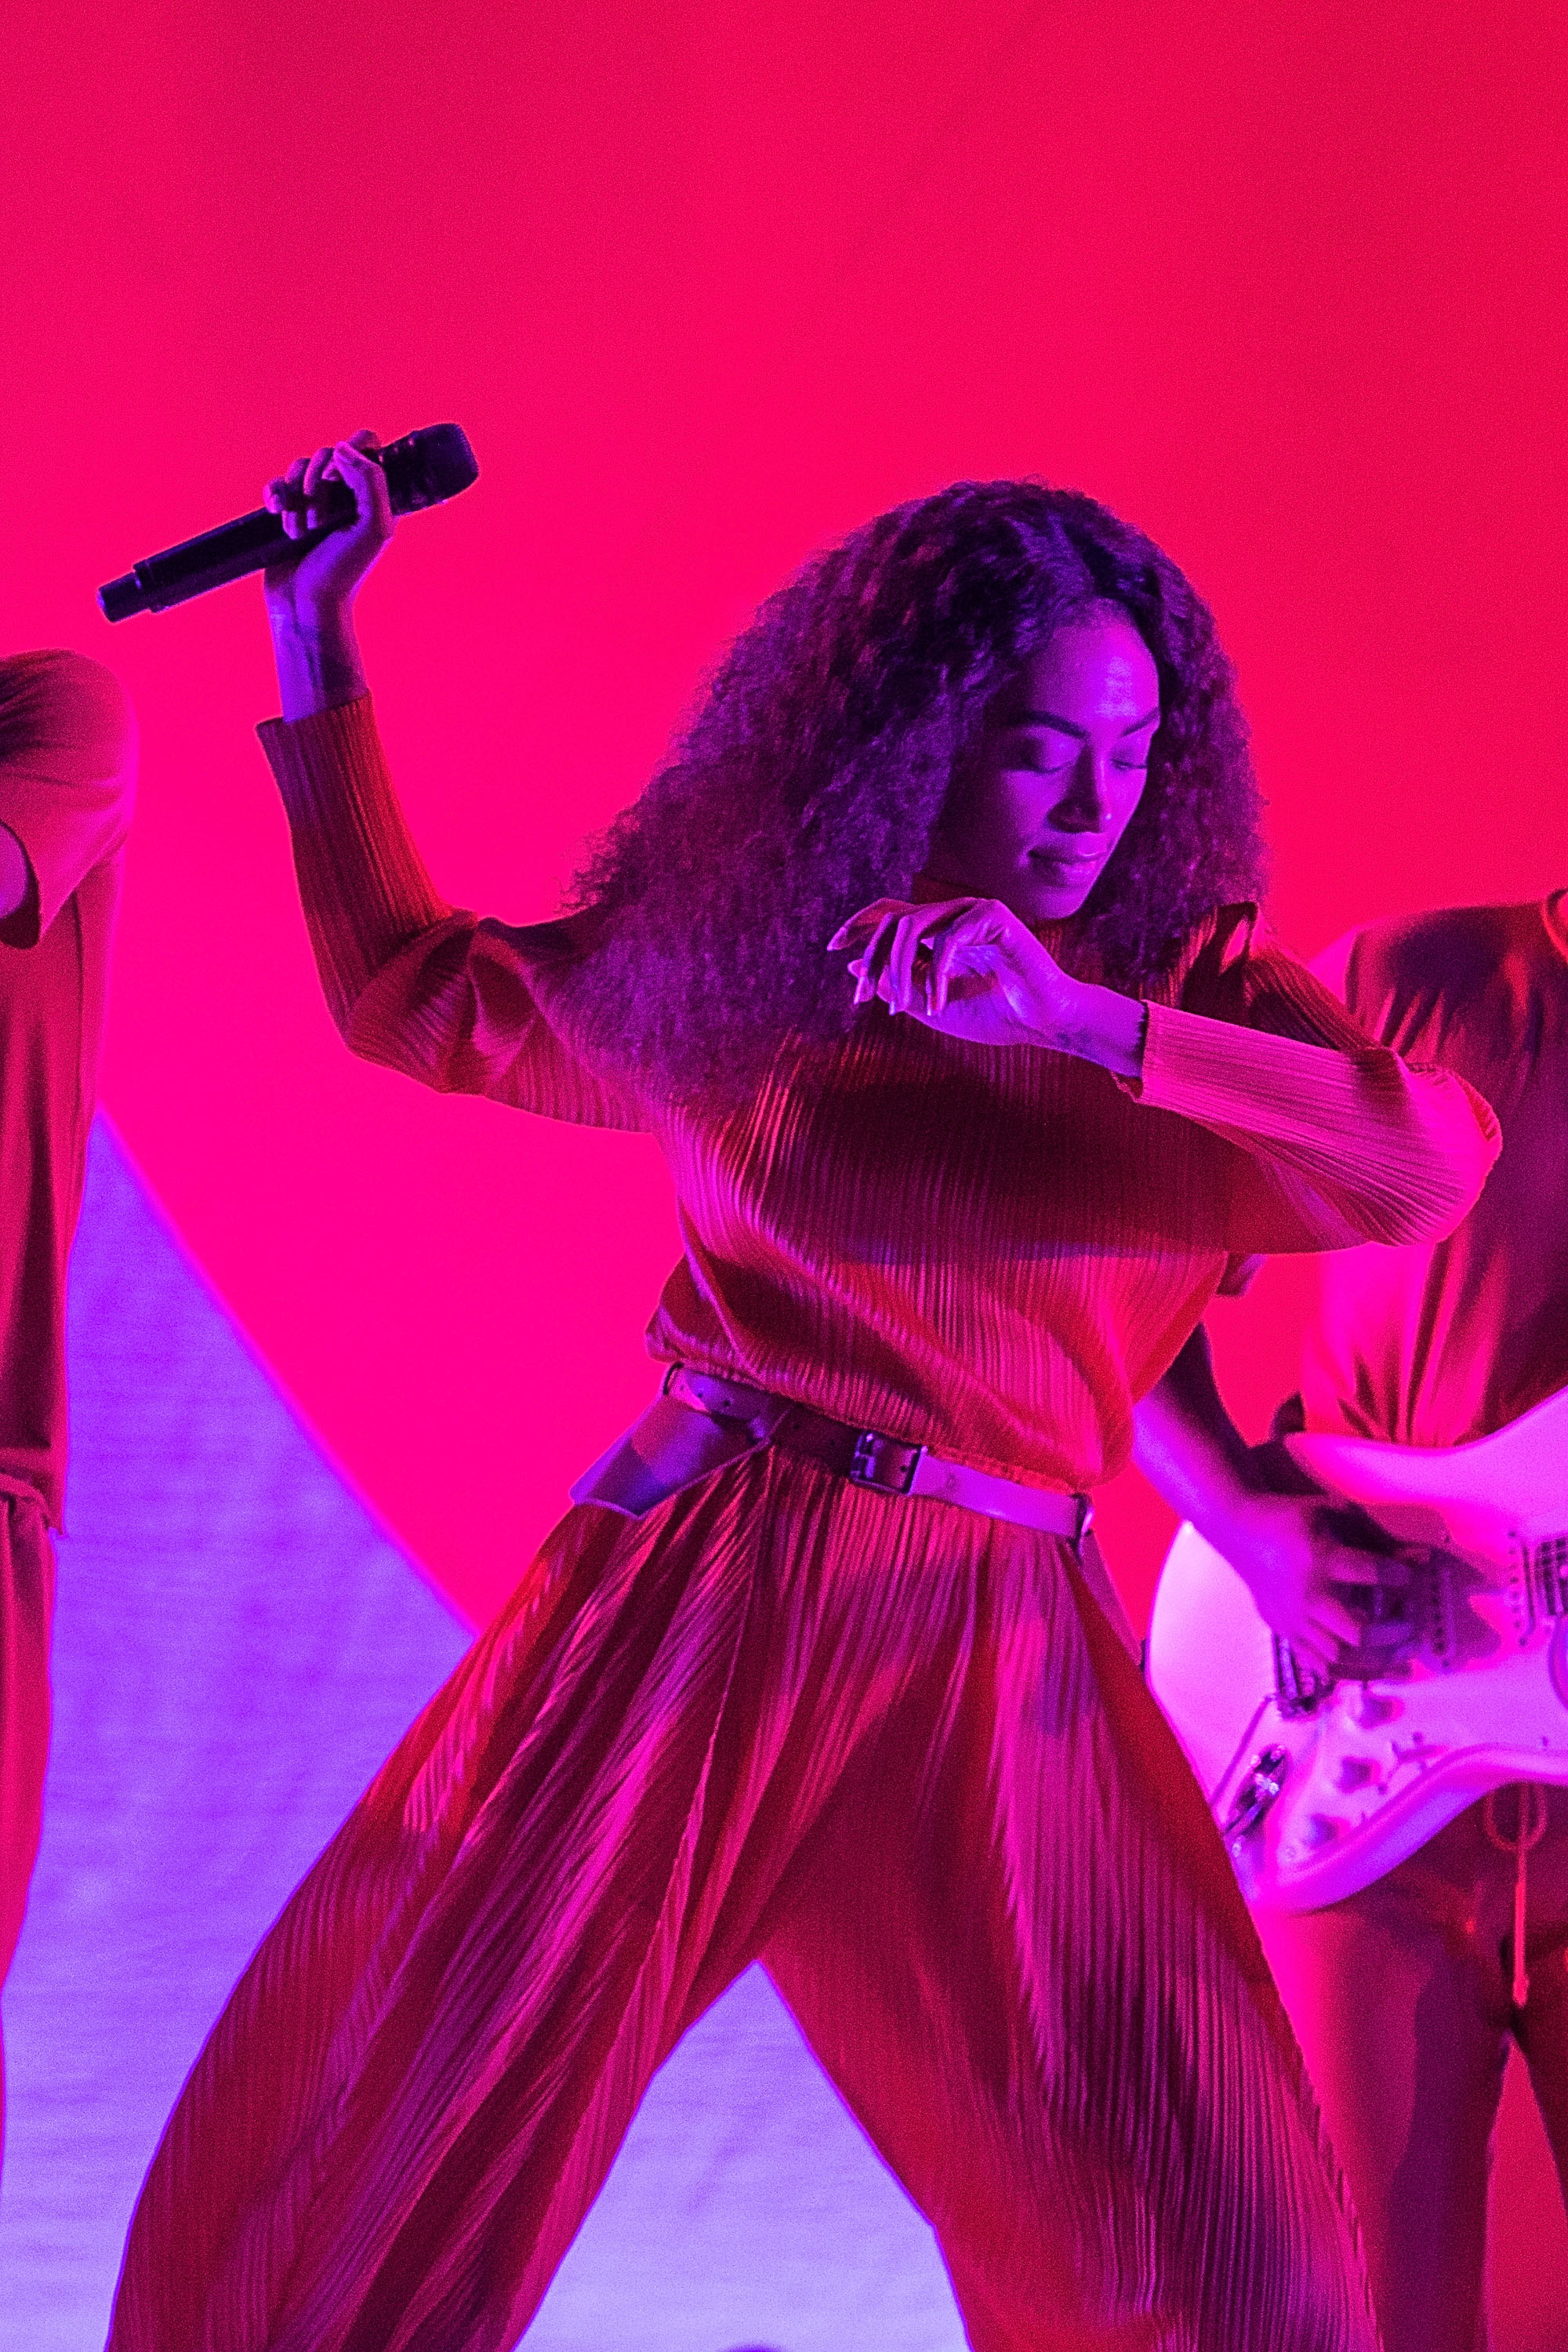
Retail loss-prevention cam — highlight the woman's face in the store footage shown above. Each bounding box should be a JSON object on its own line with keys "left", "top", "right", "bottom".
{"left": 927, "top": 611, "right": 1161, "bottom": 924}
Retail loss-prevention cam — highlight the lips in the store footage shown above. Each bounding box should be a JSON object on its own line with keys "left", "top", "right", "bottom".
{"left": 1029, "top": 844, "right": 1105, "bottom": 868}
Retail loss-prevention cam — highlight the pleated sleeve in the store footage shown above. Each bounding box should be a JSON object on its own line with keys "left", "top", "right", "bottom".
{"left": 1127, "top": 905, "right": 1500, "bottom": 1252}
{"left": 258, "top": 695, "right": 641, "bottom": 1130}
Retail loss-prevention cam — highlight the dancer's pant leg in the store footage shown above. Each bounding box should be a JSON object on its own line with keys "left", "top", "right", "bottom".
{"left": 765, "top": 1527, "right": 1381, "bottom": 2352}
{"left": 0, "top": 1490, "right": 54, "bottom": 2161}
{"left": 108, "top": 1454, "right": 910, "bottom": 2352}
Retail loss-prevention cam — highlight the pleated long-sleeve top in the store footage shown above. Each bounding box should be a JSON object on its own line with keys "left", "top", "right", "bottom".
{"left": 259, "top": 697, "right": 1499, "bottom": 1496}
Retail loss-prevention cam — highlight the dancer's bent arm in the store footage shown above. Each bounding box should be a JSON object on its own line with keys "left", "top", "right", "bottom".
{"left": 256, "top": 435, "right": 638, "bottom": 1128}
{"left": 836, "top": 890, "right": 1498, "bottom": 1254}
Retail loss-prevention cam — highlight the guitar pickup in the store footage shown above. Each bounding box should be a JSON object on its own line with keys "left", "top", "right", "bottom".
{"left": 1223, "top": 1744, "right": 1290, "bottom": 1842}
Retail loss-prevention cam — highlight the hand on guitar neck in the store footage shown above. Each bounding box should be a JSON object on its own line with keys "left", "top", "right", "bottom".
{"left": 1135, "top": 1327, "right": 1413, "bottom": 1681}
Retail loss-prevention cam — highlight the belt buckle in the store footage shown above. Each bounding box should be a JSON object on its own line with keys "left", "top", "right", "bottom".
{"left": 849, "top": 1430, "right": 923, "bottom": 1496}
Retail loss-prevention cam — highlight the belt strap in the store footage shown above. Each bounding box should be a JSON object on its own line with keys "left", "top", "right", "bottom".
{"left": 667, "top": 1366, "right": 1092, "bottom": 1542}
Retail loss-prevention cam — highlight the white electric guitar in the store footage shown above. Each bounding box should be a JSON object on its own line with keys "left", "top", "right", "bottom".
{"left": 1146, "top": 1386, "right": 1568, "bottom": 1911}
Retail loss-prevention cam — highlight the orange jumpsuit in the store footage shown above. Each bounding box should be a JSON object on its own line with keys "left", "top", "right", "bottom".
{"left": 109, "top": 698, "right": 1497, "bottom": 2352}
{"left": 0, "top": 650, "right": 136, "bottom": 2141}
{"left": 1258, "top": 897, "right": 1568, "bottom": 2352}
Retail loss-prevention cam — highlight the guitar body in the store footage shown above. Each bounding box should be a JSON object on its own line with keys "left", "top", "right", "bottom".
{"left": 1146, "top": 1386, "right": 1568, "bottom": 1911}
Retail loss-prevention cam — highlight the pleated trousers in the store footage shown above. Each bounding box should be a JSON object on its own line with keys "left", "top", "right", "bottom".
{"left": 107, "top": 1449, "right": 1380, "bottom": 2352}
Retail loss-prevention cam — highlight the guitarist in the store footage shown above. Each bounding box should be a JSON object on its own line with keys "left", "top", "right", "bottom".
{"left": 1137, "top": 891, "right": 1568, "bottom": 2352}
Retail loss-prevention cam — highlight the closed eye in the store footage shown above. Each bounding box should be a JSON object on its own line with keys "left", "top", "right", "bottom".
{"left": 1006, "top": 750, "right": 1076, "bottom": 775}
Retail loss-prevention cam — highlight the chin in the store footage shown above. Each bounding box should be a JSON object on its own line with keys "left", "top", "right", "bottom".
{"left": 1019, "top": 873, "right": 1099, "bottom": 924}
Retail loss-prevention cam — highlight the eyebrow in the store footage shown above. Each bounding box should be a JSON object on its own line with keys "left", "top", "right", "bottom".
{"left": 1003, "top": 704, "right": 1162, "bottom": 739}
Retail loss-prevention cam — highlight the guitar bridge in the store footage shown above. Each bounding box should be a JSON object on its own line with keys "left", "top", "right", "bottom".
{"left": 1273, "top": 1634, "right": 1333, "bottom": 1719}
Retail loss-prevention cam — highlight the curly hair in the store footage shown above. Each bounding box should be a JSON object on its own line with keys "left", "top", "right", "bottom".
{"left": 558, "top": 480, "right": 1265, "bottom": 1102}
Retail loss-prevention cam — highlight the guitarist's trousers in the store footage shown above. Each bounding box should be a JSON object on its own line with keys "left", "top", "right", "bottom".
{"left": 1261, "top": 1789, "right": 1568, "bottom": 2352}
{"left": 107, "top": 1450, "right": 1381, "bottom": 2352}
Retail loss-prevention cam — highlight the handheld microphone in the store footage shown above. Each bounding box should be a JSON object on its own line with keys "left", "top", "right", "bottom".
{"left": 99, "top": 423, "right": 480, "bottom": 622}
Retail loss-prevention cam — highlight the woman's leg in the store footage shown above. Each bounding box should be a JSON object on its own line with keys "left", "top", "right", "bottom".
{"left": 106, "top": 1460, "right": 811, "bottom": 2352}
{"left": 107, "top": 1448, "right": 980, "bottom": 2352}
{"left": 764, "top": 1523, "right": 1380, "bottom": 2352}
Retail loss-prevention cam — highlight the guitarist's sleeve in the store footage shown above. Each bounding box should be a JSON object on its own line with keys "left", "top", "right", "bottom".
{"left": 1122, "top": 905, "right": 1501, "bottom": 1254}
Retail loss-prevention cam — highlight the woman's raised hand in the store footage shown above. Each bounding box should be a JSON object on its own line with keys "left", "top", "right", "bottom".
{"left": 263, "top": 430, "right": 394, "bottom": 628}
{"left": 828, "top": 896, "right": 1147, "bottom": 1073}
{"left": 262, "top": 431, "right": 393, "bottom": 720}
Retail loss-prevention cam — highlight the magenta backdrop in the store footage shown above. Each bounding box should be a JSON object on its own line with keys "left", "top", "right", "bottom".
{"left": 3, "top": 3, "right": 1568, "bottom": 2337}
{"left": 3, "top": 0, "right": 1564, "bottom": 1628}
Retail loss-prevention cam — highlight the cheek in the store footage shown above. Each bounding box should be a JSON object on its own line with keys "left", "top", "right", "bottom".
{"left": 947, "top": 765, "right": 1036, "bottom": 864}
{"left": 1111, "top": 770, "right": 1149, "bottom": 840}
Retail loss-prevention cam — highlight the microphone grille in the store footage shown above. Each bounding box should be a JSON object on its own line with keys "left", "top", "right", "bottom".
{"left": 383, "top": 424, "right": 480, "bottom": 515}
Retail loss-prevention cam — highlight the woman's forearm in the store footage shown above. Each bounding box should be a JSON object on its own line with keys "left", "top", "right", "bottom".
{"left": 271, "top": 603, "right": 368, "bottom": 722}
{"left": 1133, "top": 1000, "right": 1499, "bottom": 1250}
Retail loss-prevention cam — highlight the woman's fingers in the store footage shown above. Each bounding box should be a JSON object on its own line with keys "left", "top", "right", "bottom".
{"left": 928, "top": 904, "right": 1002, "bottom": 1014}
{"left": 831, "top": 897, "right": 1014, "bottom": 1022}
{"left": 849, "top": 911, "right": 898, "bottom": 1004}
{"left": 301, "top": 441, "right": 337, "bottom": 499}
{"left": 263, "top": 434, "right": 388, "bottom": 539}
{"left": 887, "top": 912, "right": 930, "bottom": 1014}
{"left": 260, "top": 428, "right": 395, "bottom": 621}
{"left": 929, "top": 921, "right": 969, "bottom": 1016}
{"left": 331, "top": 437, "right": 394, "bottom": 537}
{"left": 830, "top": 896, "right": 978, "bottom": 950}
{"left": 269, "top": 454, "right": 310, "bottom": 538}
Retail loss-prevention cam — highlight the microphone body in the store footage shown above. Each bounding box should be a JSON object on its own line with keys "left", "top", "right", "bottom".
{"left": 100, "top": 423, "right": 479, "bottom": 622}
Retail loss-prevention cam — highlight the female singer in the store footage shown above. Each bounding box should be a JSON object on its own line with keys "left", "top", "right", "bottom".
{"left": 110, "top": 436, "right": 1496, "bottom": 2351}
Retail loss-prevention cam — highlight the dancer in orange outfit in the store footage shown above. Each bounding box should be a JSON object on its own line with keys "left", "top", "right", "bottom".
{"left": 110, "top": 436, "right": 1497, "bottom": 2351}
{"left": 0, "top": 650, "right": 136, "bottom": 2157}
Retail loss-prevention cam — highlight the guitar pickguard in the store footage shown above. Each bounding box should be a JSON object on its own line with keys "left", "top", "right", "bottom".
{"left": 1145, "top": 1387, "right": 1568, "bottom": 1911}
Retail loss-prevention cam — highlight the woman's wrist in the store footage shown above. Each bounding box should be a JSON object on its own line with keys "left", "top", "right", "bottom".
{"left": 270, "top": 601, "right": 368, "bottom": 721}
{"left": 1049, "top": 979, "right": 1148, "bottom": 1077}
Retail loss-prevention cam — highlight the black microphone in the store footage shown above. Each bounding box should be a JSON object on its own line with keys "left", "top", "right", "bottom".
{"left": 99, "top": 423, "right": 480, "bottom": 622}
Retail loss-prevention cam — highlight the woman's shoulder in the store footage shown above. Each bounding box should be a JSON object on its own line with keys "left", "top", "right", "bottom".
{"left": 484, "top": 906, "right": 614, "bottom": 975}
{"left": 0, "top": 648, "right": 136, "bottom": 777}
{"left": 1149, "top": 899, "right": 1269, "bottom": 1009}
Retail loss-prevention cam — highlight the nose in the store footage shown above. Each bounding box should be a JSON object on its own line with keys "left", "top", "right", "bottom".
{"left": 1051, "top": 747, "right": 1116, "bottom": 835}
